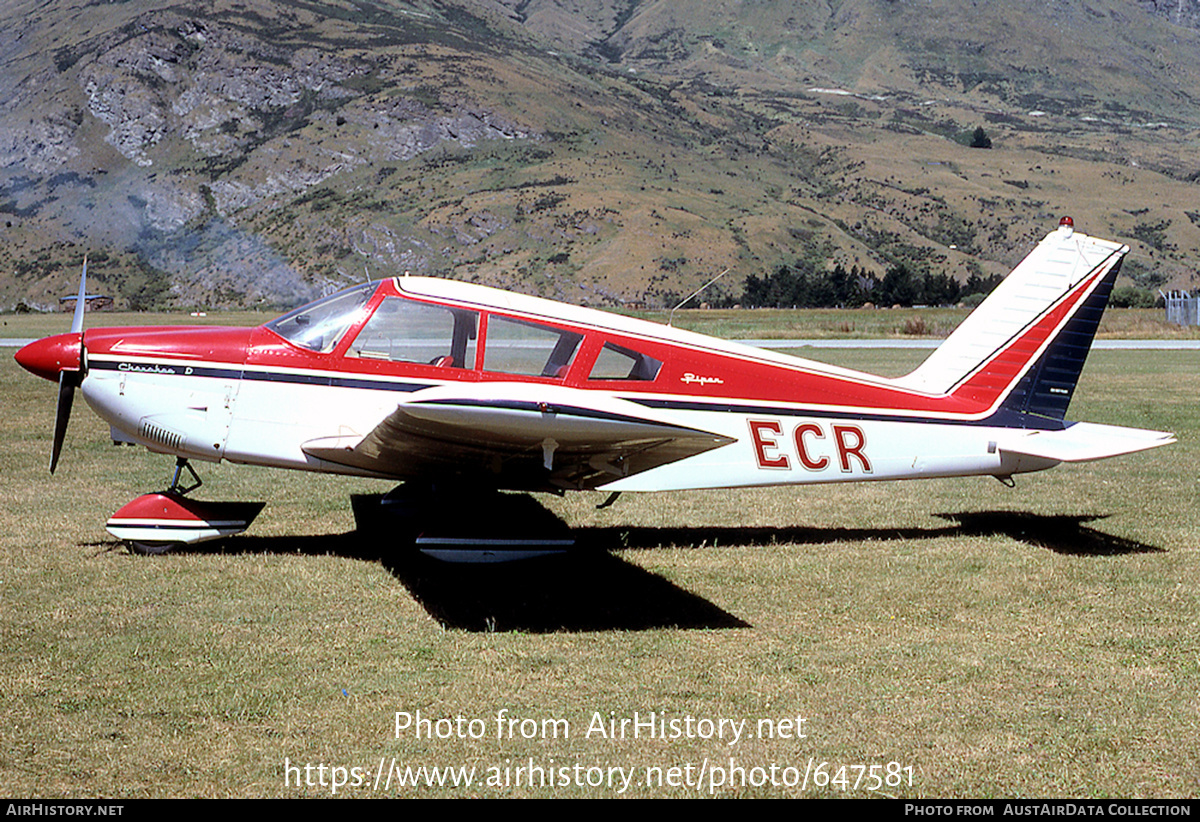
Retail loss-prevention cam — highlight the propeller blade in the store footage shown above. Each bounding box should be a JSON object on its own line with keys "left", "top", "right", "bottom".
{"left": 50, "top": 370, "right": 78, "bottom": 474}
{"left": 70, "top": 255, "right": 87, "bottom": 334}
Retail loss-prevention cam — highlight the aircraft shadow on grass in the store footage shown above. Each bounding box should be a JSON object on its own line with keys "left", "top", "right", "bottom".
{"left": 122, "top": 532, "right": 751, "bottom": 633}
{"left": 578, "top": 510, "right": 1163, "bottom": 559}
{"left": 91, "top": 508, "right": 1159, "bottom": 633}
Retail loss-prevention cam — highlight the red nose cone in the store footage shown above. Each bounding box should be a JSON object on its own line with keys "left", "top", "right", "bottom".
{"left": 14, "top": 332, "right": 82, "bottom": 381}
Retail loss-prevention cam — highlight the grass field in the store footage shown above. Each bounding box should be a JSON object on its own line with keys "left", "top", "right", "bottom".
{"left": 4, "top": 305, "right": 1198, "bottom": 342}
{"left": 1, "top": 318, "right": 1197, "bottom": 797}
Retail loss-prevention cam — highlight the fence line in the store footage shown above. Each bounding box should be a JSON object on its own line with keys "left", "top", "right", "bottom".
{"left": 1163, "top": 291, "right": 1199, "bottom": 326}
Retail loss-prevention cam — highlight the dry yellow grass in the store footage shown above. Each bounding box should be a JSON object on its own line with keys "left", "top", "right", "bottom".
{"left": 1, "top": 342, "right": 1197, "bottom": 798}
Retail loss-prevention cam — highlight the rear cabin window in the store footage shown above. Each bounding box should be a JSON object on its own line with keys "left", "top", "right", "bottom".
{"left": 347, "top": 297, "right": 478, "bottom": 368}
{"left": 483, "top": 316, "right": 582, "bottom": 378}
{"left": 588, "top": 342, "right": 663, "bottom": 381}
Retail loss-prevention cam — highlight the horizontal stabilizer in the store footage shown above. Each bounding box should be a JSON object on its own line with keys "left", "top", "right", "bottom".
{"left": 998, "top": 422, "right": 1175, "bottom": 463}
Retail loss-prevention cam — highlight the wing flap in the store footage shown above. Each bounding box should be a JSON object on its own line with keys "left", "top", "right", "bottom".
{"left": 998, "top": 422, "right": 1175, "bottom": 463}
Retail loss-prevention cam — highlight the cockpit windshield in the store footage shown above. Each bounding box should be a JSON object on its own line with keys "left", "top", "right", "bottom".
{"left": 265, "top": 283, "right": 374, "bottom": 353}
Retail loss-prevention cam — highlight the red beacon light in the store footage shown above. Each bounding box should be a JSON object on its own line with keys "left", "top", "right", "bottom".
{"left": 1058, "top": 215, "right": 1074, "bottom": 236}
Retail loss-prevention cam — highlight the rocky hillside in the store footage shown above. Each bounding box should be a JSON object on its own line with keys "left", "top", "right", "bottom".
{"left": 1139, "top": 0, "right": 1200, "bottom": 28}
{"left": 2, "top": 0, "right": 1199, "bottom": 310}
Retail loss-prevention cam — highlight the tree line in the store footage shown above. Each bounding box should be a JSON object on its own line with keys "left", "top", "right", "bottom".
{"left": 739, "top": 261, "right": 1003, "bottom": 309}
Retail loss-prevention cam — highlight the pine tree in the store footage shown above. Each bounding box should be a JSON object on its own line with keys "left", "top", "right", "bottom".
{"left": 970, "top": 126, "right": 992, "bottom": 149}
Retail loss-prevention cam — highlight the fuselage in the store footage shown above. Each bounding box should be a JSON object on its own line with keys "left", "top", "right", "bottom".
{"left": 42, "top": 275, "right": 1059, "bottom": 492}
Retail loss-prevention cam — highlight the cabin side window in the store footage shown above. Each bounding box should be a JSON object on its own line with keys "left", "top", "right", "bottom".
{"left": 347, "top": 297, "right": 478, "bottom": 368}
{"left": 483, "top": 316, "right": 583, "bottom": 378}
{"left": 588, "top": 342, "right": 663, "bottom": 381}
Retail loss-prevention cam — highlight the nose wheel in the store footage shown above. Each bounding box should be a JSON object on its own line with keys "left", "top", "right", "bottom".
{"left": 106, "top": 459, "right": 263, "bottom": 555}
{"left": 126, "top": 538, "right": 175, "bottom": 556}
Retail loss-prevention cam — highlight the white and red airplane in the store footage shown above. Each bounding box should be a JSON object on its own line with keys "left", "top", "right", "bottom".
{"left": 14, "top": 218, "right": 1174, "bottom": 557}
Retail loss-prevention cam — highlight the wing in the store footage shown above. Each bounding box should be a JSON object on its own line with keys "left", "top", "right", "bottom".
{"left": 301, "top": 382, "right": 735, "bottom": 490}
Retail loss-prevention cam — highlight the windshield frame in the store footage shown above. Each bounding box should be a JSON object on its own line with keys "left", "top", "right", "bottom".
{"left": 264, "top": 283, "right": 376, "bottom": 354}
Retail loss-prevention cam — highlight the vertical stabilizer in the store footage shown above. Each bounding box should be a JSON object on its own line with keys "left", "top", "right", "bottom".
{"left": 892, "top": 220, "right": 1127, "bottom": 423}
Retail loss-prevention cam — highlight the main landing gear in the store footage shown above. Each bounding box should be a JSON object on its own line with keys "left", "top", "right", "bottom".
{"left": 106, "top": 458, "right": 264, "bottom": 555}
{"left": 352, "top": 483, "right": 575, "bottom": 563}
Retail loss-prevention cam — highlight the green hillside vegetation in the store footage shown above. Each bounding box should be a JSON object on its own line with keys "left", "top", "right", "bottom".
{"left": 0, "top": 0, "right": 1198, "bottom": 310}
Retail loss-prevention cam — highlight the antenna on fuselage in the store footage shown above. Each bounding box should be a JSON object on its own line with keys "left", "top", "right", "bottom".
{"left": 668, "top": 268, "right": 730, "bottom": 327}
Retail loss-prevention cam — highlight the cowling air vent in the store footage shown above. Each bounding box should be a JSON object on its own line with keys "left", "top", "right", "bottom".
{"left": 139, "top": 419, "right": 184, "bottom": 451}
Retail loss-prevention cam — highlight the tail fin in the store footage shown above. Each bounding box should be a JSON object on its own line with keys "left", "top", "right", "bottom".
{"left": 893, "top": 219, "right": 1127, "bottom": 426}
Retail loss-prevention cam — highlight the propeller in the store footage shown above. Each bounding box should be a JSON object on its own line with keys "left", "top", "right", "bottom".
{"left": 48, "top": 256, "right": 90, "bottom": 473}
{"left": 10, "top": 257, "right": 91, "bottom": 473}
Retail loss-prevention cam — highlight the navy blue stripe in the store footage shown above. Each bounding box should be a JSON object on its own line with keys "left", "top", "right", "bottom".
{"left": 90, "top": 358, "right": 430, "bottom": 393}
{"left": 91, "top": 360, "right": 242, "bottom": 380}
{"left": 331, "top": 377, "right": 428, "bottom": 392}
{"left": 89, "top": 359, "right": 1064, "bottom": 430}
{"left": 243, "top": 370, "right": 329, "bottom": 386}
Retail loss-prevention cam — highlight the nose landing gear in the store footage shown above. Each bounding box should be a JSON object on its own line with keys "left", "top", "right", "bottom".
{"left": 167, "top": 457, "right": 203, "bottom": 495}
{"left": 106, "top": 458, "right": 264, "bottom": 555}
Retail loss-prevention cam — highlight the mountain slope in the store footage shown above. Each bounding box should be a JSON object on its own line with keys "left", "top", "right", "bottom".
{"left": 1, "top": 0, "right": 1198, "bottom": 310}
{"left": 494, "top": 0, "right": 1200, "bottom": 122}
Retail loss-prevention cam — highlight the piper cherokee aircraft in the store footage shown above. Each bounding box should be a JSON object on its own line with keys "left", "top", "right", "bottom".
{"left": 14, "top": 218, "right": 1174, "bottom": 558}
